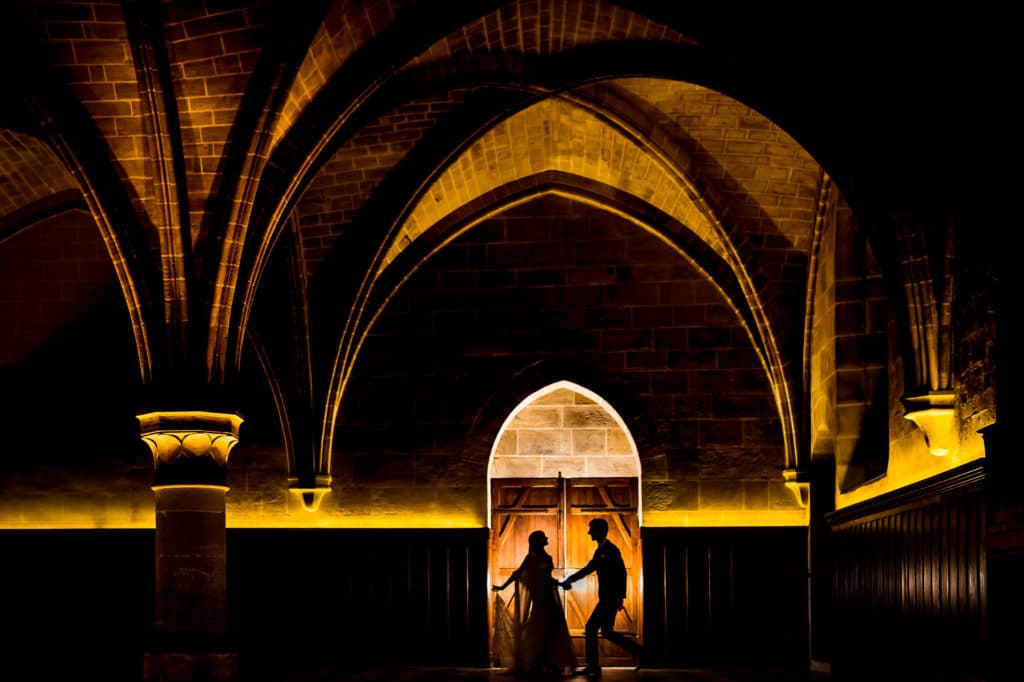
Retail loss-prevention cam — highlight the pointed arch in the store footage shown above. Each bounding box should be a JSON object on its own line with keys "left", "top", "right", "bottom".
{"left": 461, "top": 356, "right": 667, "bottom": 526}
{"left": 486, "top": 379, "right": 643, "bottom": 527}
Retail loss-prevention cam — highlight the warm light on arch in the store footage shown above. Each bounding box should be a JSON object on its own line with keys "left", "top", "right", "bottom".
{"left": 486, "top": 380, "right": 642, "bottom": 528}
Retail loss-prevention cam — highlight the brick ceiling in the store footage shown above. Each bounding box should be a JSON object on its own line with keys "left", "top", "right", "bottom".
{"left": 0, "top": 1, "right": 997, "bottom": 471}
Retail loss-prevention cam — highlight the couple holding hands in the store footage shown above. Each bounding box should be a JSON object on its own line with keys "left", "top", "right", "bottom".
{"left": 493, "top": 518, "right": 641, "bottom": 678}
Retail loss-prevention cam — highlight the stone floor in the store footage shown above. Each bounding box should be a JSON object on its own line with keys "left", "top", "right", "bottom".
{"left": 283, "top": 666, "right": 830, "bottom": 682}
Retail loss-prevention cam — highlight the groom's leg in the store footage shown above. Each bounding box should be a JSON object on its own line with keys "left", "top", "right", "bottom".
{"left": 584, "top": 605, "right": 603, "bottom": 667}
{"left": 599, "top": 598, "right": 640, "bottom": 655}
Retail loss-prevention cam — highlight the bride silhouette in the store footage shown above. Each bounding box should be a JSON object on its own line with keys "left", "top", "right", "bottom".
{"left": 493, "top": 529, "right": 577, "bottom": 676}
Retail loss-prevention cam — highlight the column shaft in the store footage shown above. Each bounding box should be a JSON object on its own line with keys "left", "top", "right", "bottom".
{"left": 139, "top": 411, "right": 242, "bottom": 682}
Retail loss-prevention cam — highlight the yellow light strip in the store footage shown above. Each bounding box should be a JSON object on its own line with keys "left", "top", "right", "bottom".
{"left": 643, "top": 509, "right": 809, "bottom": 528}
{"left": 0, "top": 510, "right": 808, "bottom": 530}
{"left": 152, "top": 484, "right": 230, "bottom": 491}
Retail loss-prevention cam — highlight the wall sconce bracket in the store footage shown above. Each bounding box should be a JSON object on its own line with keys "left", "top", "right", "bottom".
{"left": 902, "top": 391, "right": 958, "bottom": 456}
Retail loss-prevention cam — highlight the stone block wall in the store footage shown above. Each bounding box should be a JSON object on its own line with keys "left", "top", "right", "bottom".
{"left": 490, "top": 386, "right": 639, "bottom": 479}
{"left": 0, "top": 194, "right": 804, "bottom": 528}
{"left": 329, "top": 193, "right": 801, "bottom": 526}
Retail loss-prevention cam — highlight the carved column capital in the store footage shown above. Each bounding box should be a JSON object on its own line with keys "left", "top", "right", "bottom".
{"left": 137, "top": 411, "right": 243, "bottom": 487}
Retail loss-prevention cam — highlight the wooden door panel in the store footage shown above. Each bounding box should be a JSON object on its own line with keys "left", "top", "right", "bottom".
{"left": 491, "top": 479, "right": 565, "bottom": 588}
{"left": 490, "top": 477, "right": 640, "bottom": 667}
{"left": 563, "top": 478, "right": 640, "bottom": 665}
{"left": 494, "top": 479, "right": 562, "bottom": 508}
{"left": 494, "top": 515, "right": 562, "bottom": 579}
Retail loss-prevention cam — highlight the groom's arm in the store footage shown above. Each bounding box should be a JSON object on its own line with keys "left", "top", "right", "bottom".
{"left": 559, "top": 558, "right": 596, "bottom": 588}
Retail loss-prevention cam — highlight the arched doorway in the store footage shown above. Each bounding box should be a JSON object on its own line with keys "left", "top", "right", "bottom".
{"left": 488, "top": 381, "right": 642, "bottom": 667}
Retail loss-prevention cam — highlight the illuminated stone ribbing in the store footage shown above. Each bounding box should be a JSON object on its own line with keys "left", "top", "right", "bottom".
{"left": 274, "top": 0, "right": 402, "bottom": 147}
{"left": 380, "top": 97, "right": 720, "bottom": 275}
{"left": 407, "top": 0, "right": 697, "bottom": 69}
{"left": 0, "top": 130, "right": 79, "bottom": 218}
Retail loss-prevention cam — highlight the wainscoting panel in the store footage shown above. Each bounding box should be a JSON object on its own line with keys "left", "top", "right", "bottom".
{"left": 0, "top": 529, "right": 155, "bottom": 682}
{"left": 641, "top": 527, "right": 809, "bottom": 667}
{"left": 228, "top": 528, "right": 491, "bottom": 679}
{"left": 827, "top": 462, "right": 986, "bottom": 679}
{"left": 1, "top": 528, "right": 492, "bottom": 681}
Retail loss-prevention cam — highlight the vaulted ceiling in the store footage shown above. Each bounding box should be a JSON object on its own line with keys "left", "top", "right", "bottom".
{"left": 0, "top": 1, "right": 996, "bottom": 482}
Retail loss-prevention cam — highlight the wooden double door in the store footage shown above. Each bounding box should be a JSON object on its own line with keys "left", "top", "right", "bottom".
{"left": 490, "top": 477, "right": 640, "bottom": 667}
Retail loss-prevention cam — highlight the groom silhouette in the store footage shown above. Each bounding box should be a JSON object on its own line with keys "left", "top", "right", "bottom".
{"left": 559, "top": 518, "right": 640, "bottom": 677}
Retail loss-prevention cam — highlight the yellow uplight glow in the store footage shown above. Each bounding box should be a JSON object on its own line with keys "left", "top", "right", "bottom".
{"left": 2, "top": 504, "right": 811, "bottom": 529}
{"left": 643, "top": 509, "right": 809, "bottom": 527}
{"left": 0, "top": 511, "right": 487, "bottom": 530}
{"left": 225, "top": 511, "right": 485, "bottom": 529}
{"left": 287, "top": 487, "right": 331, "bottom": 512}
{"left": 836, "top": 423, "right": 986, "bottom": 509}
{"left": 782, "top": 470, "right": 810, "bottom": 509}
{"left": 152, "top": 484, "right": 230, "bottom": 491}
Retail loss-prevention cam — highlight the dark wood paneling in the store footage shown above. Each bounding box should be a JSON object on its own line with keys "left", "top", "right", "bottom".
{"left": 0, "top": 528, "right": 492, "bottom": 681}
{"left": 641, "top": 527, "right": 808, "bottom": 667}
{"left": 0, "top": 530, "right": 154, "bottom": 682}
{"left": 228, "top": 528, "right": 490, "bottom": 679}
{"left": 827, "top": 462, "right": 986, "bottom": 679}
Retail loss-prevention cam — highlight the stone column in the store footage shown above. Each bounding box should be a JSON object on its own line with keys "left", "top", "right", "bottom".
{"left": 138, "top": 411, "right": 242, "bottom": 682}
